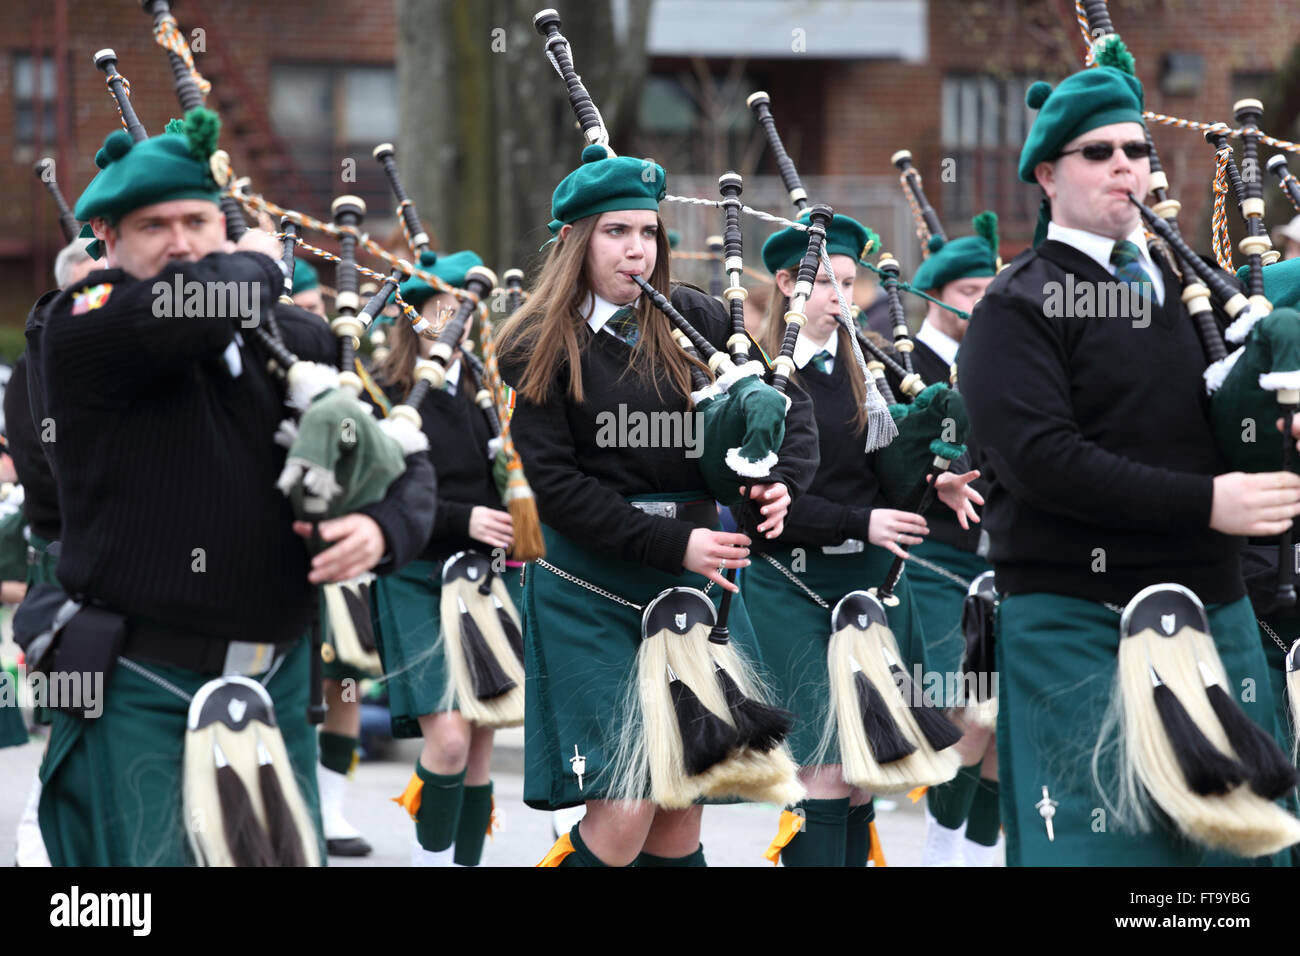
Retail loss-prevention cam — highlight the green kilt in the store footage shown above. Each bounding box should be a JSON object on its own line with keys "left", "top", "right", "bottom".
{"left": 38, "top": 637, "right": 323, "bottom": 866}
{"left": 522, "top": 519, "right": 767, "bottom": 811}
{"left": 742, "top": 544, "right": 927, "bottom": 766}
{"left": 0, "top": 647, "right": 28, "bottom": 748}
{"left": 371, "top": 555, "right": 524, "bottom": 738}
{"left": 25, "top": 532, "right": 60, "bottom": 589}
{"left": 996, "top": 592, "right": 1288, "bottom": 867}
{"left": 905, "top": 539, "right": 992, "bottom": 707}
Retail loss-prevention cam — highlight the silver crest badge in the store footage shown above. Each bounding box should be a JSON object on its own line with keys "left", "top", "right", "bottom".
{"left": 674, "top": 612, "right": 688, "bottom": 631}
{"left": 227, "top": 698, "right": 247, "bottom": 723}
{"left": 857, "top": 614, "right": 869, "bottom": 629}
{"left": 1160, "top": 613, "right": 1176, "bottom": 635}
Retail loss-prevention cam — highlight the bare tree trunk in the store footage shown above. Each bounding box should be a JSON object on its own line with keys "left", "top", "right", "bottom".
{"left": 396, "top": 0, "right": 455, "bottom": 251}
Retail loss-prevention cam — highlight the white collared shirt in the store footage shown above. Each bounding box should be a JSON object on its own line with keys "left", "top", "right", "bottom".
{"left": 1046, "top": 220, "right": 1165, "bottom": 306}
{"left": 915, "top": 321, "right": 960, "bottom": 367}
{"left": 794, "top": 327, "right": 839, "bottom": 373}
{"left": 582, "top": 292, "right": 638, "bottom": 336}
{"left": 444, "top": 357, "right": 462, "bottom": 396}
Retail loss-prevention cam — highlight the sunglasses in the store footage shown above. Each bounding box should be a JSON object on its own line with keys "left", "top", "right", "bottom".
{"left": 1058, "top": 141, "right": 1152, "bottom": 162}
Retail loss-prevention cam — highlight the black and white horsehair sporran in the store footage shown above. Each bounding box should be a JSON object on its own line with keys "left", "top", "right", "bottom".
{"left": 183, "top": 676, "right": 320, "bottom": 867}
{"left": 439, "top": 550, "right": 525, "bottom": 728}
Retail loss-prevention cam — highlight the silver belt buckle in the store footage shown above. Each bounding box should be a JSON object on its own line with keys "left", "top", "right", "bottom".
{"left": 631, "top": 500, "right": 677, "bottom": 519}
{"left": 822, "top": 538, "right": 865, "bottom": 555}
{"left": 222, "top": 641, "right": 276, "bottom": 677}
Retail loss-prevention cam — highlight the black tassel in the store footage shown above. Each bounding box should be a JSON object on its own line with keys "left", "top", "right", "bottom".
{"left": 1152, "top": 681, "right": 1247, "bottom": 796}
{"left": 1205, "top": 682, "right": 1298, "bottom": 799}
{"left": 889, "top": 663, "right": 962, "bottom": 751}
{"left": 495, "top": 598, "right": 525, "bottom": 665}
{"left": 459, "top": 605, "right": 516, "bottom": 701}
{"left": 215, "top": 760, "right": 274, "bottom": 867}
{"left": 714, "top": 663, "right": 792, "bottom": 752}
{"left": 257, "top": 748, "right": 307, "bottom": 867}
{"left": 342, "top": 583, "right": 377, "bottom": 654}
{"left": 855, "top": 670, "right": 916, "bottom": 764}
{"left": 670, "top": 674, "right": 738, "bottom": 776}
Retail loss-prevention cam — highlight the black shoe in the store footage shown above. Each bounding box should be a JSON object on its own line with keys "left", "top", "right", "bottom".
{"left": 327, "top": 836, "right": 373, "bottom": 857}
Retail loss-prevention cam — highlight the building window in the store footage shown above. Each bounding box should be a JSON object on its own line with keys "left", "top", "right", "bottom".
{"left": 14, "top": 53, "right": 56, "bottom": 146}
{"left": 941, "top": 74, "right": 1042, "bottom": 230}
{"left": 636, "top": 68, "right": 756, "bottom": 176}
{"left": 269, "top": 64, "right": 399, "bottom": 221}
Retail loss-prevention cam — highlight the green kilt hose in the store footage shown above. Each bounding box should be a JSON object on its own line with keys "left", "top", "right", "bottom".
{"left": 905, "top": 539, "right": 991, "bottom": 708}
{"left": 523, "top": 516, "right": 768, "bottom": 810}
{"left": 371, "top": 555, "right": 525, "bottom": 738}
{"left": 38, "top": 637, "right": 323, "bottom": 866}
{"left": 995, "top": 592, "right": 1287, "bottom": 867}
{"left": 742, "top": 544, "right": 927, "bottom": 766}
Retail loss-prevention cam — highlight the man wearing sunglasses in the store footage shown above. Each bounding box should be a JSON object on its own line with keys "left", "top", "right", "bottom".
{"left": 958, "top": 60, "right": 1300, "bottom": 866}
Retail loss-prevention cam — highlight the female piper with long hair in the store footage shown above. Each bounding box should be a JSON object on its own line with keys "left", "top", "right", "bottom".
{"left": 750, "top": 213, "right": 982, "bottom": 867}
{"left": 498, "top": 146, "right": 818, "bottom": 867}
{"left": 371, "top": 249, "right": 522, "bottom": 868}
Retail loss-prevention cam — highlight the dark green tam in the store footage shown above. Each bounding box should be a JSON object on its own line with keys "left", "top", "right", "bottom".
{"left": 1236, "top": 257, "right": 1300, "bottom": 310}
{"left": 1017, "top": 40, "right": 1145, "bottom": 184}
{"left": 397, "top": 248, "right": 485, "bottom": 311}
{"left": 911, "top": 211, "right": 999, "bottom": 295}
{"left": 548, "top": 144, "right": 666, "bottom": 234}
{"left": 292, "top": 258, "right": 320, "bottom": 294}
{"left": 75, "top": 107, "right": 225, "bottom": 259}
{"left": 761, "top": 211, "right": 879, "bottom": 275}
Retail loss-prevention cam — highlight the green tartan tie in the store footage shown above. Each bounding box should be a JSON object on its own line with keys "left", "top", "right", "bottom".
{"left": 1110, "top": 239, "right": 1153, "bottom": 288}
{"left": 604, "top": 306, "right": 639, "bottom": 347}
{"left": 809, "top": 349, "right": 832, "bottom": 374}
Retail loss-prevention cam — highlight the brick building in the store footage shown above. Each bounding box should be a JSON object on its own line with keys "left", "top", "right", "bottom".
{"left": 1, "top": 0, "right": 1296, "bottom": 334}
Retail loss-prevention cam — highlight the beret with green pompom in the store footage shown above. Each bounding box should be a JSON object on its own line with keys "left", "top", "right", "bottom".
{"left": 74, "top": 107, "right": 226, "bottom": 257}
{"left": 548, "top": 144, "right": 666, "bottom": 234}
{"left": 292, "top": 258, "right": 320, "bottom": 294}
{"left": 1017, "top": 44, "right": 1146, "bottom": 184}
{"left": 761, "top": 211, "right": 880, "bottom": 275}
{"left": 911, "top": 210, "right": 1000, "bottom": 296}
{"left": 397, "top": 248, "right": 486, "bottom": 311}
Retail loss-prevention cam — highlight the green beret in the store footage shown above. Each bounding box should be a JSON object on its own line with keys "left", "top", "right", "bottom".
{"left": 75, "top": 109, "right": 223, "bottom": 226}
{"left": 548, "top": 145, "right": 666, "bottom": 234}
{"left": 911, "top": 211, "right": 1000, "bottom": 294}
{"left": 1236, "top": 257, "right": 1300, "bottom": 310}
{"left": 668, "top": 229, "right": 682, "bottom": 250}
{"left": 761, "top": 211, "right": 879, "bottom": 275}
{"left": 292, "top": 259, "right": 320, "bottom": 294}
{"left": 1017, "top": 38, "right": 1145, "bottom": 183}
{"left": 397, "top": 248, "right": 485, "bottom": 311}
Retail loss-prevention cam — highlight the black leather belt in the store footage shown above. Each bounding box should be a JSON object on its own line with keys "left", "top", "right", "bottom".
{"left": 124, "top": 620, "right": 299, "bottom": 677}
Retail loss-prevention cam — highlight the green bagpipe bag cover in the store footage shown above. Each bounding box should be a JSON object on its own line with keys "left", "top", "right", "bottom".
{"left": 873, "top": 382, "right": 969, "bottom": 510}
{"left": 278, "top": 382, "right": 409, "bottom": 522}
{"left": 1209, "top": 307, "right": 1300, "bottom": 475}
{"left": 695, "top": 367, "right": 788, "bottom": 506}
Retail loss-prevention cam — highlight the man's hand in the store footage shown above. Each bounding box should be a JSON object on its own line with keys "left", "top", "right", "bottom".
{"left": 1209, "top": 471, "right": 1300, "bottom": 537}
{"left": 233, "top": 228, "right": 284, "bottom": 262}
{"left": 293, "top": 514, "right": 387, "bottom": 584}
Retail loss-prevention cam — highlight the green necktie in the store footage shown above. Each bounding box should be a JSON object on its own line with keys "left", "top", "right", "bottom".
{"left": 809, "top": 349, "right": 832, "bottom": 374}
{"left": 1110, "top": 239, "right": 1153, "bottom": 288}
{"left": 604, "top": 306, "right": 639, "bottom": 347}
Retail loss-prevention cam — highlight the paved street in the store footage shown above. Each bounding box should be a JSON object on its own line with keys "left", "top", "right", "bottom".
{"left": 0, "top": 724, "right": 1002, "bottom": 867}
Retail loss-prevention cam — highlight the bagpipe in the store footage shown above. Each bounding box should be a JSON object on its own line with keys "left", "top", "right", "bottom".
{"left": 1072, "top": 0, "right": 1300, "bottom": 858}
{"left": 370, "top": 142, "right": 527, "bottom": 729}
{"left": 532, "top": 8, "right": 805, "bottom": 808}
{"left": 33, "top": 158, "right": 80, "bottom": 244}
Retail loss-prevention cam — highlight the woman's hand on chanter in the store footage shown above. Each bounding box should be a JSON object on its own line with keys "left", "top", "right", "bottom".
{"left": 868, "top": 509, "right": 929, "bottom": 561}
{"left": 745, "top": 482, "right": 792, "bottom": 539}
{"left": 684, "top": 528, "right": 751, "bottom": 593}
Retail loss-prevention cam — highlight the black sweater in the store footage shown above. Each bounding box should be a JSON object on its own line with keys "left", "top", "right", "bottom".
{"left": 960, "top": 240, "right": 1242, "bottom": 604}
{"left": 379, "top": 362, "right": 502, "bottom": 563}
{"left": 39, "top": 251, "right": 436, "bottom": 643}
{"left": 770, "top": 353, "right": 879, "bottom": 549}
{"left": 4, "top": 354, "right": 60, "bottom": 541}
{"left": 499, "top": 285, "right": 820, "bottom": 573}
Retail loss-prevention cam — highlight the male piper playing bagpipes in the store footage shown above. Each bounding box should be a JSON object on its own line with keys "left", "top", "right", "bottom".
{"left": 959, "top": 45, "right": 1300, "bottom": 865}
{"left": 29, "top": 109, "right": 436, "bottom": 866}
